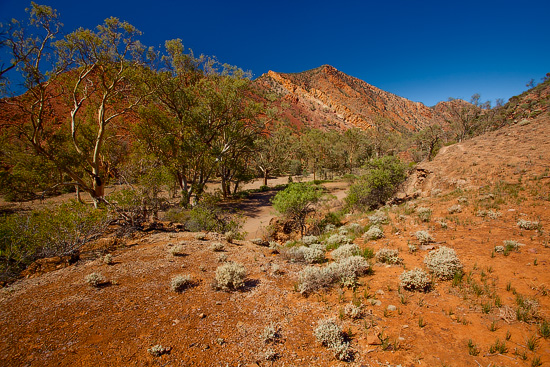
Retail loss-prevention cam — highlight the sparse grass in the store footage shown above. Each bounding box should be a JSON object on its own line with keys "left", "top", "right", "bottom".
{"left": 539, "top": 320, "right": 550, "bottom": 338}
{"left": 532, "top": 356, "right": 543, "bottom": 367}
{"left": 468, "top": 339, "right": 480, "bottom": 356}
{"left": 526, "top": 335, "right": 538, "bottom": 351}
{"left": 488, "top": 320, "right": 498, "bottom": 332}
{"left": 489, "top": 339, "right": 507, "bottom": 354}
{"left": 418, "top": 316, "right": 426, "bottom": 328}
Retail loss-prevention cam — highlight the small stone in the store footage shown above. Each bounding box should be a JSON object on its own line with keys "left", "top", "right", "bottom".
{"left": 376, "top": 289, "right": 385, "bottom": 295}
{"left": 402, "top": 324, "right": 409, "bottom": 329}
{"left": 387, "top": 305, "right": 397, "bottom": 311}
{"left": 367, "top": 334, "right": 382, "bottom": 345}
{"left": 198, "top": 313, "right": 206, "bottom": 319}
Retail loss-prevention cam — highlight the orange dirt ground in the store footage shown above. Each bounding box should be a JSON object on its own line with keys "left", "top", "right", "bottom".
{"left": 1, "top": 116, "right": 550, "bottom": 366}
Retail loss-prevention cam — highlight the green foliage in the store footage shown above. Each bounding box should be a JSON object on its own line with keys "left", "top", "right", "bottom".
{"left": 0, "top": 201, "right": 110, "bottom": 281}
{"left": 345, "top": 156, "right": 407, "bottom": 211}
{"left": 272, "top": 182, "right": 324, "bottom": 235}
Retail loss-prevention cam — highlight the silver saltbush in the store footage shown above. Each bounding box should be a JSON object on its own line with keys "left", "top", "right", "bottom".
{"left": 325, "top": 233, "right": 351, "bottom": 248}
{"left": 286, "top": 246, "right": 325, "bottom": 264}
{"left": 399, "top": 268, "right": 431, "bottom": 291}
{"left": 314, "top": 319, "right": 352, "bottom": 361}
{"left": 517, "top": 219, "right": 540, "bottom": 230}
{"left": 301, "top": 235, "right": 318, "bottom": 246}
{"left": 331, "top": 243, "right": 360, "bottom": 261}
{"left": 363, "top": 226, "right": 384, "bottom": 240}
{"left": 415, "top": 230, "right": 434, "bottom": 245}
{"left": 416, "top": 207, "right": 432, "bottom": 222}
{"left": 368, "top": 211, "right": 388, "bottom": 225}
{"left": 85, "top": 272, "right": 107, "bottom": 287}
{"left": 171, "top": 274, "right": 192, "bottom": 292}
{"left": 215, "top": 262, "right": 246, "bottom": 290}
{"left": 375, "top": 248, "right": 402, "bottom": 264}
{"left": 447, "top": 204, "right": 462, "bottom": 214}
{"left": 297, "top": 265, "right": 336, "bottom": 295}
{"left": 423, "top": 247, "right": 462, "bottom": 280}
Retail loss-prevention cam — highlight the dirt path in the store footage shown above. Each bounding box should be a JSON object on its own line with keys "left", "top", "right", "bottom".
{"left": 232, "top": 179, "right": 350, "bottom": 239}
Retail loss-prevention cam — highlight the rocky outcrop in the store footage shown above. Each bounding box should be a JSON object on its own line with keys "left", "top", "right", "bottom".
{"left": 256, "top": 65, "right": 455, "bottom": 132}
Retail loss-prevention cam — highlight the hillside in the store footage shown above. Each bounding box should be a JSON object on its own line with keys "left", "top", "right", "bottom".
{"left": 255, "top": 65, "right": 465, "bottom": 132}
{"left": 1, "top": 111, "right": 549, "bottom": 366}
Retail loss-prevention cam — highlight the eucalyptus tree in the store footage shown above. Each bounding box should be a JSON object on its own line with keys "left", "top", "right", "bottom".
{"left": 1, "top": 4, "right": 150, "bottom": 206}
{"left": 53, "top": 17, "right": 150, "bottom": 206}
{"left": 136, "top": 40, "right": 263, "bottom": 205}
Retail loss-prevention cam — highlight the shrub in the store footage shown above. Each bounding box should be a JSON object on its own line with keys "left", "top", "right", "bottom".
{"left": 301, "top": 235, "right": 319, "bottom": 246}
{"left": 424, "top": 247, "right": 463, "bottom": 280}
{"left": 344, "top": 303, "right": 363, "bottom": 319}
{"left": 331, "top": 256, "right": 370, "bottom": 286}
{"left": 400, "top": 268, "right": 431, "bottom": 291}
{"left": 375, "top": 248, "right": 402, "bottom": 264}
{"left": 103, "top": 254, "right": 113, "bottom": 265}
{"left": 215, "top": 262, "right": 246, "bottom": 291}
{"left": 297, "top": 256, "right": 370, "bottom": 295}
{"left": 415, "top": 230, "right": 434, "bottom": 245}
{"left": 170, "top": 244, "right": 186, "bottom": 256}
{"left": 314, "top": 319, "right": 352, "bottom": 361}
{"left": 368, "top": 211, "right": 388, "bottom": 225}
{"left": 261, "top": 322, "right": 281, "bottom": 343}
{"left": 195, "top": 233, "right": 207, "bottom": 241}
{"left": 517, "top": 219, "right": 540, "bottom": 230}
{"left": 447, "top": 204, "right": 462, "bottom": 214}
{"left": 286, "top": 246, "right": 325, "bottom": 264}
{"left": 416, "top": 207, "right": 432, "bottom": 222}
{"left": 363, "top": 226, "right": 384, "bottom": 240}
{"left": 211, "top": 242, "right": 225, "bottom": 252}
{"left": 272, "top": 182, "right": 324, "bottom": 236}
{"left": 85, "top": 272, "right": 107, "bottom": 287}
{"left": 297, "top": 265, "right": 336, "bottom": 295}
{"left": 331, "top": 243, "right": 360, "bottom": 261}
{"left": 171, "top": 275, "right": 192, "bottom": 292}
{"left": 148, "top": 345, "right": 171, "bottom": 357}
{"left": 0, "top": 201, "right": 110, "bottom": 281}
{"left": 185, "top": 202, "right": 243, "bottom": 234}
{"left": 324, "top": 234, "right": 351, "bottom": 249}
{"left": 345, "top": 156, "right": 408, "bottom": 211}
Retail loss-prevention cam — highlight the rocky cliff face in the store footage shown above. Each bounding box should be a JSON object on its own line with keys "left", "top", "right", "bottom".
{"left": 256, "top": 65, "right": 459, "bottom": 132}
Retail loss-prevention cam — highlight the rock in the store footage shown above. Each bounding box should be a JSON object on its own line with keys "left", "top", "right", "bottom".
{"left": 198, "top": 313, "right": 206, "bottom": 319}
{"left": 21, "top": 253, "right": 79, "bottom": 278}
{"left": 367, "top": 334, "right": 382, "bottom": 345}
{"left": 251, "top": 238, "right": 269, "bottom": 247}
{"left": 387, "top": 305, "right": 397, "bottom": 311}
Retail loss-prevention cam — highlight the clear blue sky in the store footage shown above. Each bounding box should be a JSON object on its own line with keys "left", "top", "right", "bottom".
{"left": 1, "top": 0, "right": 548, "bottom": 106}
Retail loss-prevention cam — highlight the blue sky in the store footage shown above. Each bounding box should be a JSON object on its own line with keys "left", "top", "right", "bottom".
{"left": 1, "top": 0, "right": 548, "bottom": 106}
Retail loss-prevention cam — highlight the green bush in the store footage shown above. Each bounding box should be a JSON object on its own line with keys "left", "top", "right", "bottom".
{"left": 0, "top": 201, "right": 110, "bottom": 281}
{"left": 272, "top": 182, "right": 324, "bottom": 236}
{"left": 345, "top": 156, "right": 407, "bottom": 211}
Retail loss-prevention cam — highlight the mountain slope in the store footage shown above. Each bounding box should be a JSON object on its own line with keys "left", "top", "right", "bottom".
{"left": 256, "top": 65, "right": 461, "bottom": 132}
